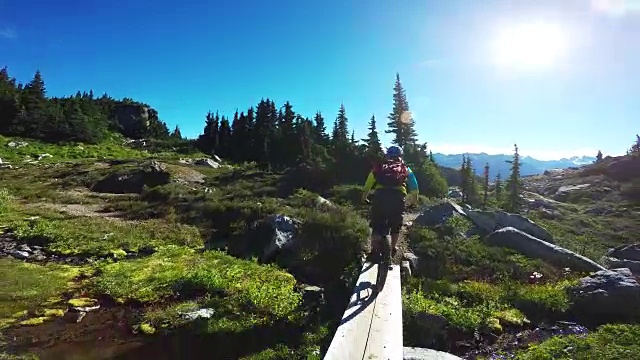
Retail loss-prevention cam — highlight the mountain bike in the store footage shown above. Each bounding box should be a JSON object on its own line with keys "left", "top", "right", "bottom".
{"left": 364, "top": 194, "right": 392, "bottom": 291}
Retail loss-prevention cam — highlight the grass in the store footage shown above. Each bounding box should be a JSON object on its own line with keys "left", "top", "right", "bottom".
{"left": 0, "top": 134, "right": 207, "bottom": 163}
{"left": 0, "top": 258, "right": 80, "bottom": 326}
{"left": 10, "top": 216, "right": 203, "bottom": 256}
{"left": 515, "top": 324, "right": 640, "bottom": 360}
{"left": 92, "top": 245, "right": 301, "bottom": 331}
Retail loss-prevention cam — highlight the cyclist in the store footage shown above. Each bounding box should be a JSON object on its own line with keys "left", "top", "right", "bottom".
{"left": 361, "top": 145, "right": 419, "bottom": 260}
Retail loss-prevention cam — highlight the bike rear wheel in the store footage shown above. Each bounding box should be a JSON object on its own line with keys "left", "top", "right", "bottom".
{"left": 376, "top": 234, "right": 392, "bottom": 291}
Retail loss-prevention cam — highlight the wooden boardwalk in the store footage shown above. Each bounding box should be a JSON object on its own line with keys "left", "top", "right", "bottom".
{"left": 324, "top": 262, "right": 403, "bottom": 360}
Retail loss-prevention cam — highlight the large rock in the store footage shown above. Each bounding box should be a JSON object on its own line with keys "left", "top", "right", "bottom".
{"left": 414, "top": 201, "right": 466, "bottom": 227}
{"left": 552, "top": 184, "right": 591, "bottom": 201}
{"left": 485, "top": 227, "right": 607, "bottom": 273}
{"left": 602, "top": 244, "right": 640, "bottom": 275}
{"left": 91, "top": 160, "right": 171, "bottom": 194}
{"left": 260, "top": 215, "right": 301, "bottom": 263}
{"left": 605, "top": 155, "right": 640, "bottom": 182}
{"left": 570, "top": 268, "right": 640, "bottom": 324}
{"left": 607, "top": 243, "right": 640, "bottom": 262}
{"left": 111, "top": 104, "right": 150, "bottom": 138}
{"left": 465, "top": 209, "right": 554, "bottom": 244}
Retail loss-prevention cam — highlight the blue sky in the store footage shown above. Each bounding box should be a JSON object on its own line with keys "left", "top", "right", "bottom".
{"left": 1, "top": 0, "right": 638, "bottom": 159}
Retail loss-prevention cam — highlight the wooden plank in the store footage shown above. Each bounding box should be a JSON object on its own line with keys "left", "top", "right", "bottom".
{"left": 362, "top": 265, "right": 403, "bottom": 360}
{"left": 324, "top": 262, "right": 379, "bottom": 360}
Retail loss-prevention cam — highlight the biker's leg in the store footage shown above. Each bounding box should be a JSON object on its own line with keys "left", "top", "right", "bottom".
{"left": 389, "top": 192, "right": 405, "bottom": 257}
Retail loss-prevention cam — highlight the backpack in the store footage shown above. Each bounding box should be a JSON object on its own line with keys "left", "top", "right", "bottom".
{"left": 373, "top": 159, "right": 409, "bottom": 187}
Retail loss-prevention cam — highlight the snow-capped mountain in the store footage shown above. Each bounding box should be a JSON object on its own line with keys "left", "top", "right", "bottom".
{"left": 432, "top": 153, "right": 597, "bottom": 179}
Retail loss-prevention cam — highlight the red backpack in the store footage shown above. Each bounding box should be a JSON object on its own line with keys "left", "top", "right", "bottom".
{"left": 373, "top": 159, "right": 409, "bottom": 187}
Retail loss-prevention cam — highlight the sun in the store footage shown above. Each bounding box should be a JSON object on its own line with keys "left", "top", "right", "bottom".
{"left": 492, "top": 22, "right": 567, "bottom": 69}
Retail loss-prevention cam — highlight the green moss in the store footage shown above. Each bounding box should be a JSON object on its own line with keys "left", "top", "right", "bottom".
{"left": 516, "top": 324, "right": 640, "bottom": 360}
{"left": 0, "top": 258, "right": 80, "bottom": 319}
{"left": 67, "top": 298, "right": 98, "bottom": 308}
{"left": 43, "top": 308, "right": 65, "bottom": 317}
{"left": 18, "top": 316, "right": 49, "bottom": 326}
{"left": 11, "top": 216, "right": 203, "bottom": 256}
{"left": 91, "top": 246, "right": 301, "bottom": 332}
{"left": 139, "top": 322, "right": 156, "bottom": 335}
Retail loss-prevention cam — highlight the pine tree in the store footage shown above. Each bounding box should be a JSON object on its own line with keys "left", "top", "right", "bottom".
{"left": 630, "top": 135, "right": 640, "bottom": 155}
{"left": 312, "top": 111, "right": 328, "bottom": 145}
{"left": 460, "top": 155, "right": 469, "bottom": 203}
{"left": 333, "top": 103, "right": 349, "bottom": 144}
{"left": 22, "top": 70, "right": 48, "bottom": 136}
{"left": 505, "top": 144, "right": 523, "bottom": 212}
{"left": 217, "top": 116, "right": 232, "bottom": 158}
{"left": 386, "top": 73, "right": 417, "bottom": 149}
{"left": 363, "top": 114, "right": 383, "bottom": 162}
{"left": 465, "top": 156, "right": 479, "bottom": 206}
{"left": 495, "top": 172, "right": 503, "bottom": 200}
{"left": 596, "top": 150, "right": 603, "bottom": 163}
{"left": 171, "top": 125, "right": 182, "bottom": 139}
{"left": 483, "top": 163, "right": 490, "bottom": 209}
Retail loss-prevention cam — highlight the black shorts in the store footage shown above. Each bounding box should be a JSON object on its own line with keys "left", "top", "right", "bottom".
{"left": 370, "top": 188, "right": 405, "bottom": 237}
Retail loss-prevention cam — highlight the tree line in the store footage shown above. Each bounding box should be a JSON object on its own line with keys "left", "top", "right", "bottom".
{"left": 0, "top": 67, "right": 174, "bottom": 144}
{"left": 195, "top": 73, "right": 449, "bottom": 198}
{"left": 0, "top": 68, "right": 450, "bottom": 198}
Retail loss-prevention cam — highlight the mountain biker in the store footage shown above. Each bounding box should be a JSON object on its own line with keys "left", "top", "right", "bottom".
{"left": 361, "top": 145, "right": 419, "bottom": 260}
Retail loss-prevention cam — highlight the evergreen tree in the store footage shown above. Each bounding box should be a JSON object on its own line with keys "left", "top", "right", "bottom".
{"left": 312, "top": 111, "right": 328, "bottom": 145}
{"left": 505, "top": 144, "right": 523, "bottom": 212}
{"left": 22, "top": 70, "right": 48, "bottom": 136}
{"left": 217, "top": 116, "right": 232, "bottom": 158}
{"left": 483, "top": 163, "right": 490, "bottom": 209}
{"left": 386, "top": 73, "right": 417, "bottom": 149}
{"left": 363, "top": 114, "right": 383, "bottom": 162}
{"left": 332, "top": 103, "right": 349, "bottom": 145}
{"left": 596, "top": 150, "right": 603, "bottom": 163}
{"left": 630, "top": 135, "right": 640, "bottom": 155}
{"left": 171, "top": 125, "right": 182, "bottom": 139}
{"left": 465, "top": 156, "right": 479, "bottom": 206}
{"left": 460, "top": 155, "right": 469, "bottom": 203}
{"left": 495, "top": 172, "right": 503, "bottom": 200}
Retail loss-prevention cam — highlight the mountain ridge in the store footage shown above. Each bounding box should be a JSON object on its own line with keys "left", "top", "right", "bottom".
{"left": 432, "top": 152, "right": 597, "bottom": 178}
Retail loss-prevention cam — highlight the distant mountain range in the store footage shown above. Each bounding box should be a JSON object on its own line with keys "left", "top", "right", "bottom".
{"left": 432, "top": 153, "right": 597, "bottom": 179}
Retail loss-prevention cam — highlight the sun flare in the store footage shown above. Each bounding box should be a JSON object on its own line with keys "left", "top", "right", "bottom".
{"left": 493, "top": 22, "right": 567, "bottom": 69}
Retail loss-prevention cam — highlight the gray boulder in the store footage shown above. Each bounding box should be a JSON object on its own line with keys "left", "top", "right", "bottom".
{"left": 607, "top": 243, "right": 640, "bottom": 262}
{"left": 570, "top": 268, "right": 640, "bottom": 324}
{"left": 91, "top": 160, "right": 171, "bottom": 194}
{"left": 414, "top": 201, "right": 466, "bottom": 227}
{"left": 465, "top": 209, "right": 555, "bottom": 244}
{"left": 485, "top": 227, "right": 606, "bottom": 273}
{"left": 261, "top": 215, "right": 301, "bottom": 263}
{"left": 194, "top": 158, "right": 221, "bottom": 168}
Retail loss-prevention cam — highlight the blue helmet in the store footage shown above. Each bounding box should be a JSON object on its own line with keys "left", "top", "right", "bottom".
{"left": 386, "top": 146, "right": 403, "bottom": 158}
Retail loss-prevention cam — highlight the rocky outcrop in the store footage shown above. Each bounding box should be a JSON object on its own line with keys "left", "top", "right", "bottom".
{"left": 414, "top": 201, "right": 466, "bottom": 227}
{"left": 465, "top": 209, "right": 555, "bottom": 243}
{"left": 260, "top": 215, "right": 301, "bottom": 263}
{"left": 111, "top": 104, "right": 150, "bottom": 138}
{"left": 414, "top": 201, "right": 554, "bottom": 244}
{"left": 485, "top": 227, "right": 607, "bottom": 273}
{"left": 91, "top": 160, "right": 171, "bottom": 194}
{"left": 602, "top": 244, "right": 640, "bottom": 275}
{"left": 605, "top": 155, "right": 640, "bottom": 182}
{"left": 570, "top": 268, "right": 640, "bottom": 324}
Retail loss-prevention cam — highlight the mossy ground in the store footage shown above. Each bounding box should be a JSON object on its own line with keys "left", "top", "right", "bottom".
{"left": 0, "top": 139, "right": 370, "bottom": 359}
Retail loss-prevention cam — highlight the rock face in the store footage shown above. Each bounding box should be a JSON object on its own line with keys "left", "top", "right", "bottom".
{"left": 414, "top": 200, "right": 553, "bottom": 244}
{"left": 602, "top": 244, "right": 640, "bottom": 275}
{"left": 260, "top": 215, "right": 301, "bottom": 263}
{"left": 605, "top": 155, "right": 640, "bottom": 182}
{"left": 91, "top": 160, "right": 171, "bottom": 194}
{"left": 111, "top": 104, "right": 150, "bottom": 138}
{"left": 486, "top": 227, "right": 607, "bottom": 273}
{"left": 414, "top": 201, "right": 466, "bottom": 227}
{"left": 570, "top": 268, "right": 640, "bottom": 324}
{"left": 465, "top": 209, "right": 554, "bottom": 244}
